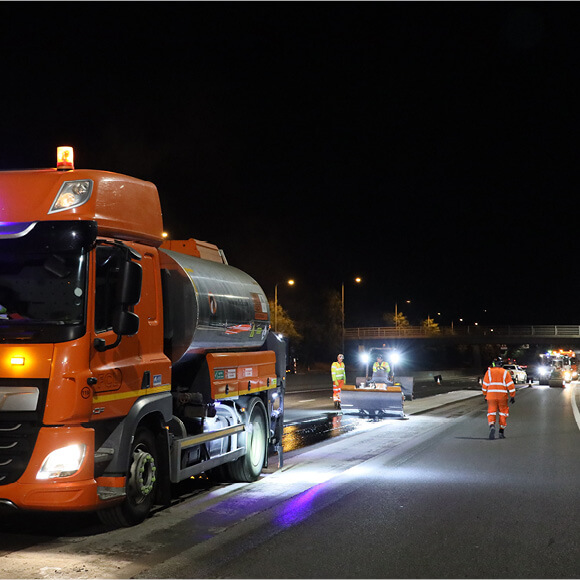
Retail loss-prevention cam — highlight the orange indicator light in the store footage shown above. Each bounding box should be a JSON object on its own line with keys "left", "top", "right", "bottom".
{"left": 11, "top": 357, "right": 25, "bottom": 366}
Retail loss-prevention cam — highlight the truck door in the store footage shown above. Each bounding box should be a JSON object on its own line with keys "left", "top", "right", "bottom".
{"left": 89, "top": 243, "right": 144, "bottom": 416}
{"left": 89, "top": 243, "right": 169, "bottom": 420}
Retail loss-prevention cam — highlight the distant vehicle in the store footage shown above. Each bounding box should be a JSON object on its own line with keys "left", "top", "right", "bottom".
{"left": 503, "top": 364, "right": 527, "bottom": 384}
{"left": 549, "top": 365, "right": 569, "bottom": 387}
{"left": 537, "top": 349, "right": 576, "bottom": 387}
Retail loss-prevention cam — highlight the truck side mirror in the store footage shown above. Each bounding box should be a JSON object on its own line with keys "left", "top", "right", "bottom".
{"left": 117, "top": 259, "right": 142, "bottom": 307}
{"left": 112, "top": 309, "right": 139, "bottom": 336}
{"left": 94, "top": 256, "right": 142, "bottom": 352}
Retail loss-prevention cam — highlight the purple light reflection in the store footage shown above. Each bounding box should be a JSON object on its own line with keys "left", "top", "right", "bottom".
{"left": 0, "top": 222, "right": 36, "bottom": 237}
{"left": 274, "top": 482, "right": 326, "bottom": 529}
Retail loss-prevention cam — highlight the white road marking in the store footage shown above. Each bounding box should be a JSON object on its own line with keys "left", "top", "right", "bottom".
{"left": 571, "top": 384, "right": 580, "bottom": 432}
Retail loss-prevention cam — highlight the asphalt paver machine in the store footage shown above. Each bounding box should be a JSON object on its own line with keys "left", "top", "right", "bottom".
{"left": 340, "top": 348, "right": 410, "bottom": 417}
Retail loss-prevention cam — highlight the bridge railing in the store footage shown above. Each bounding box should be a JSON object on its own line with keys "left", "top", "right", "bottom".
{"left": 344, "top": 325, "right": 580, "bottom": 340}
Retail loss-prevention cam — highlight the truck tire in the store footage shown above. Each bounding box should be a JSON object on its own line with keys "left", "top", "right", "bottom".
{"left": 227, "top": 400, "right": 267, "bottom": 483}
{"left": 97, "top": 427, "right": 159, "bottom": 527}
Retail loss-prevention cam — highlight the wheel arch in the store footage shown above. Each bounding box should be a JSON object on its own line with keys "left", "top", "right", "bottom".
{"left": 238, "top": 394, "right": 269, "bottom": 443}
{"left": 98, "top": 392, "right": 172, "bottom": 477}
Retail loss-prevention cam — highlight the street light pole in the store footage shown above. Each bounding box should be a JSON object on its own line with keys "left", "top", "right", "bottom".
{"left": 274, "top": 284, "right": 279, "bottom": 333}
{"left": 274, "top": 279, "right": 295, "bottom": 333}
{"left": 395, "top": 299, "right": 411, "bottom": 329}
{"left": 341, "top": 277, "right": 362, "bottom": 353}
{"left": 341, "top": 282, "right": 345, "bottom": 354}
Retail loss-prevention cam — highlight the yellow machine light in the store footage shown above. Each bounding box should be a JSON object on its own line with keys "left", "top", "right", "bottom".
{"left": 57, "top": 146, "right": 74, "bottom": 170}
{"left": 11, "top": 357, "right": 25, "bottom": 366}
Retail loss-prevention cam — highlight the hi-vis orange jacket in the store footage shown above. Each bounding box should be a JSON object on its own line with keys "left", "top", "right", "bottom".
{"left": 482, "top": 367, "right": 515, "bottom": 400}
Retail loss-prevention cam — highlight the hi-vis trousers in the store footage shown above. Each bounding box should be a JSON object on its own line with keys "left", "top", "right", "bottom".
{"left": 333, "top": 380, "right": 344, "bottom": 403}
{"left": 487, "top": 396, "right": 509, "bottom": 429}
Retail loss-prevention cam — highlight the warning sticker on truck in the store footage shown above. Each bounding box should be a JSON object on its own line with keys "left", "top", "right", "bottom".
{"left": 251, "top": 292, "right": 269, "bottom": 321}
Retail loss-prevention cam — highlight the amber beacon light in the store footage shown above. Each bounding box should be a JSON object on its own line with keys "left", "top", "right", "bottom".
{"left": 56, "top": 146, "right": 74, "bottom": 170}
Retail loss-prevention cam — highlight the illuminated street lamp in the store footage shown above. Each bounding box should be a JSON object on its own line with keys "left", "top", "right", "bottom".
{"left": 274, "top": 279, "right": 295, "bottom": 333}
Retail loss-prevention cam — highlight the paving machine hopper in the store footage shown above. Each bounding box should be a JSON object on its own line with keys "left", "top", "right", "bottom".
{"left": 340, "top": 383, "right": 405, "bottom": 417}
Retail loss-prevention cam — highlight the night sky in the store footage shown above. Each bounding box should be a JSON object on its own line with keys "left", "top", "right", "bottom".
{"left": 2, "top": 3, "right": 580, "bottom": 327}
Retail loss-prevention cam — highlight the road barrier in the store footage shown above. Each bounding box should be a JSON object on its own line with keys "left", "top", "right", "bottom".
{"left": 344, "top": 325, "right": 580, "bottom": 340}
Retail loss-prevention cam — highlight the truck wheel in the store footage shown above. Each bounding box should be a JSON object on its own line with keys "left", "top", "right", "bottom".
{"left": 228, "top": 400, "right": 267, "bottom": 483}
{"left": 98, "top": 427, "right": 158, "bottom": 527}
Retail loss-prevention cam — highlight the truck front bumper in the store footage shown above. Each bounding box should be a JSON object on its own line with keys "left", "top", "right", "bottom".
{"left": 0, "top": 425, "right": 100, "bottom": 512}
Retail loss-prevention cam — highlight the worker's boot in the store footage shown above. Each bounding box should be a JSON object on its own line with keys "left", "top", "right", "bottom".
{"left": 489, "top": 424, "right": 495, "bottom": 440}
{"left": 499, "top": 428, "right": 505, "bottom": 439}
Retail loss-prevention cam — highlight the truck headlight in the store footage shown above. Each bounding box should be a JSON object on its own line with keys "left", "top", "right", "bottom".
{"left": 36, "top": 444, "right": 86, "bottom": 480}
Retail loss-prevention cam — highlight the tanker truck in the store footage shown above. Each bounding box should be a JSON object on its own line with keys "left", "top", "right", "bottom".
{"left": 0, "top": 147, "right": 286, "bottom": 527}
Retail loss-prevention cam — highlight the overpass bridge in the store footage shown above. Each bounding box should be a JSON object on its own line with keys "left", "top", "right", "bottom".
{"left": 344, "top": 325, "right": 580, "bottom": 347}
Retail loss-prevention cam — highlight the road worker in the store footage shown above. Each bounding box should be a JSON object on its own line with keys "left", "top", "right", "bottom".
{"left": 331, "top": 354, "right": 346, "bottom": 409}
{"left": 482, "top": 361, "right": 515, "bottom": 439}
{"left": 372, "top": 355, "right": 391, "bottom": 379}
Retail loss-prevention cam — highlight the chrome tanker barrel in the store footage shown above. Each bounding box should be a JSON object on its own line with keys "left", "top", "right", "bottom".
{"left": 159, "top": 249, "right": 270, "bottom": 365}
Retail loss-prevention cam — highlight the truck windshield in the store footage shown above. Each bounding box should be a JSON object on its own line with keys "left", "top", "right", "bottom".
{"left": 0, "top": 221, "right": 97, "bottom": 343}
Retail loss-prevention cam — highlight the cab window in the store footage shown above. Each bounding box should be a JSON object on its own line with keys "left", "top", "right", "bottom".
{"left": 94, "top": 245, "right": 123, "bottom": 333}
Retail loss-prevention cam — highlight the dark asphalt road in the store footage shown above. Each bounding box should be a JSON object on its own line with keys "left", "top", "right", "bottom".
{"left": 282, "top": 371, "right": 483, "bottom": 452}
{"left": 141, "top": 384, "right": 580, "bottom": 579}
{"left": 2, "top": 381, "right": 577, "bottom": 579}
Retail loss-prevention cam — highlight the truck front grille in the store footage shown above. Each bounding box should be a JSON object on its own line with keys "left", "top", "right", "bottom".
{"left": 0, "top": 379, "right": 46, "bottom": 485}
{"left": 0, "top": 421, "right": 41, "bottom": 484}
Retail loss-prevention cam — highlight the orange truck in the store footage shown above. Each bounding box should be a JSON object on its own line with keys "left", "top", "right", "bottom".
{"left": 0, "top": 147, "right": 286, "bottom": 526}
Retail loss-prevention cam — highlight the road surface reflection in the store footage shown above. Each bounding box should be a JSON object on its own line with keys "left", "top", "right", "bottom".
{"left": 283, "top": 412, "right": 394, "bottom": 452}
